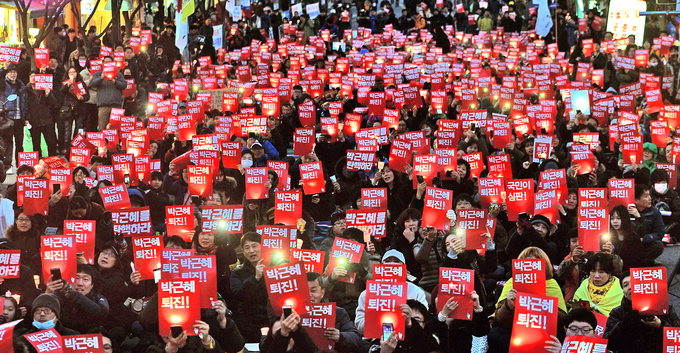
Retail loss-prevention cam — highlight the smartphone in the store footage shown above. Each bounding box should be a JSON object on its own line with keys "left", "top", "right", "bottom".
{"left": 170, "top": 325, "right": 183, "bottom": 338}
{"left": 382, "top": 323, "right": 394, "bottom": 342}
{"left": 416, "top": 174, "right": 424, "bottom": 183}
{"left": 282, "top": 305, "right": 292, "bottom": 318}
{"left": 471, "top": 123, "right": 476, "bottom": 131}
{"left": 50, "top": 267, "right": 62, "bottom": 282}
{"left": 389, "top": 127, "right": 396, "bottom": 134}
{"left": 124, "top": 173, "right": 131, "bottom": 184}
{"left": 153, "top": 268, "right": 161, "bottom": 284}
{"left": 330, "top": 175, "right": 337, "bottom": 183}
{"left": 52, "top": 183, "right": 61, "bottom": 194}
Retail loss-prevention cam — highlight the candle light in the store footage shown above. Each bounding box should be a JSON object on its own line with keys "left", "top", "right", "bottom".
{"left": 33, "top": 275, "right": 40, "bottom": 289}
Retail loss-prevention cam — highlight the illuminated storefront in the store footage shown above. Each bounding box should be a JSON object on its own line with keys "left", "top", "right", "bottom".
{"left": 0, "top": 2, "right": 21, "bottom": 45}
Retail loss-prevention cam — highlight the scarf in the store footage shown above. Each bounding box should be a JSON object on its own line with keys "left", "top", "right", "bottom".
{"left": 573, "top": 276, "right": 623, "bottom": 317}
{"left": 496, "top": 278, "right": 568, "bottom": 313}
{"left": 193, "top": 242, "right": 217, "bottom": 255}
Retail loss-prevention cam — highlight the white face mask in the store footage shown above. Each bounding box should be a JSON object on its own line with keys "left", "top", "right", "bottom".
{"left": 655, "top": 182, "right": 668, "bottom": 194}
{"left": 241, "top": 159, "right": 253, "bottom": 168}
{"left": 650, "top": 61, "right": 659, "bottom": 67}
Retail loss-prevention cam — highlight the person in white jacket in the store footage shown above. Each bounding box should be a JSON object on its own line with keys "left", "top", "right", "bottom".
{"left": 354, "top": 249, "right": 429, "bottom": 334}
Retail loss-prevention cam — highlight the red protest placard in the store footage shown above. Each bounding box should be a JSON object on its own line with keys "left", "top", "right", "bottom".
{"left": 64, "top": 220, "right": 96, "bottom": 265}
{"left": 0, "top": 320, "right": 22, "bottom": 352}
{"left": 538, "top": 169, "right": 568, "bottom": 204}
{"left": 201, "top": 205, "right": 243, "bottom": 233}
{"left": 41, "top": 235, "right": 77, "bottom": 284}
{"left": 372, "top": 264, "right": 407, "bottom": 283}
{"left": 187, "top": 165, "right": 212, "bottom": 199}
{"left": 267, "top": 160, "right": 290, "bottom": 191}
{"left": 264, "top": 261, "right": 311, "bottom": 316}
{"left": 274, "top": 190, "right": 302, "bottom": 226}
{"left": 532, "top": 136, "right": 552, "bottom": 163}
{"left": 18, "top": 151, "right": 39, "bottom": 168}
{"left": 412, "top": 154, "right": 438, "bottom": 188}
{"left": 630, "top": 267, "right": 668, "bottom": 315}
{"left": 23, "top": 178, "right": 50, "bottom": 216}
{"left": 511, "top": 259, "right": 546, "bottom": 296}
{"left": 509, "top": 292, "right": 558, "bottom": 353}
{"left": 462, "top": 152, "right": 484, "bottom": 179}
{"left": 49, "top": 168, "right": 72, "bottom": 196}
{"left": 487, "top": 154, "right": 513, "bottom": 179}
{"left": 422, "top": 187, "right": 453, "bottom": 231}
{"left": 291, "top": 248, "right": 325, "bottom": 274}
{"left": 650, "top": 120, "right": 670, "bottom": 147}
{"left": 24, "top": 328, "right": 63, "bottom": 353}
{"left": 158, "top": 279, "right": 201, "bottom": 336}
{"left": 298, "top": 101, "right": 316, "bottom": 127}
{"left": 301, "top": 303, "right": 336, "bottom": 352}
{"left": 457, "top": 209, "right": 489, "bottom": 250}
{"left": 361, "top": 188, "right": 388, "bottom": 209}
{"left": 258, "top": 225, "right": 297, "bottom": 265}
{"left": 437, "top": 268, "right": 474, "bottom": 320}
{"left": 99, "top": 184, "right": 131, "bottom": 210}
{"left": 478, "top": 178, "right": 504, "bottom": 209}
{"left": 293, "top": 128, "right": 315, "bottom": 156}
{"left": 346, "top": 209, "right": 388, "bottom": 240}
{"left": 621, "top": 134, "right": 643, "bottom": 165}
{"left": 34, "top": 74, "right": 53, "bottom": 91}
{"left": 160, "top": 248, "right": 193, "bottom": 280}
{"left": 364, "top": 280, "right": 408, "bottom": 340}
{"left": 0, "top": 250, "right": 20, "bottom": 278}
{"left": 664, "top": 327, "right": 680, "bottom": 353}
{"left": 178, "top": 256, "right": 217, "bottom": 308}
{"left": 505, "top": 179, "right": 535, "bottom": 221}
{"left": 34, "top": 48, "right": 50, "bottom": 69}
{"left": 63, "top": 334, "right": 105, "bottom": 353}
{"left": 346, "top": 150, "right": 376, "bottom": 171}
{"left": 245, "top": 167, "right": 268, "bottom": 199}
{"left": 578, "top": 207, "right": 608, "bottom": 252}
{"left": 220, "top": 142, "right": 241, "bottom": 169}
{"left": 535, "top": 189, "right": 560, "bottom": 225}
{"left": 111, "top": 153, "right": 134, "bottom": 184}
{"left": 561, "top": 336, "right": 608, "bottom": 353}
{"left": 324, "top": 237, "right": 365, "bottom": 283}
{"left": 300, "top": 162, "right": 326, "bottom": 194}
{"left": 166, "top": 206, "right": 194, "bottom": 242}
{"left": 579, "top": 188, "right": 607, "bottom": 209}
{"left": 608, "top": 178, "right": 634, "bottom": 210}
{"left": 388, "top": 138, "right": 411, "bottom": 173}
{"left": 111, "top": 207, "right": 153, "bottom": 237}
{"left": 132, "top": 235, "right": 162, "bottom": 280}
{"left": 69, "top": 147, "right": 91, "bottom": 169}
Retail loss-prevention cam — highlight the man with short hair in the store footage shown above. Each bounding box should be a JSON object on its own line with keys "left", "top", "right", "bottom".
{"left": 13, "top": 293, "right": 79, "bottom": 352}
{"left": 0, "top": 63, "right": 28, "bottom": 173}
{"left": 545, "top": 308, "right": 600, "bottom": 352}
{"left": 89, "top": 55, "right": 127, "bottom": 131}
{"left": 44, "top": 264, "right": 109, "bottom": 333}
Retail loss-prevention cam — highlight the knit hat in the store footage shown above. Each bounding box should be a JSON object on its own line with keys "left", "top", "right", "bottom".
{"left": 32, "top": 293, "right": 61, "bottom": 318}
{"left": 330, "top": 211, "right": 346, "bottom": 225}
{"left": 531, "top": 214, "right": 551, "bottom": 229}
{"left": 643, "top": 142, "right": 658, "bottom": 156}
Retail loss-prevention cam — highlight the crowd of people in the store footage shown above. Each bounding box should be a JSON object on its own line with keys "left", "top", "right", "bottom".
{"left": 0, "top": 0, "right": 679, "bottom": 352}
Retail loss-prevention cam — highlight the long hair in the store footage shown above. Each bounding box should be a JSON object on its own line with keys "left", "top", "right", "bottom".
{"left": 610, "top": 205, "right": 638, "bottom": 243}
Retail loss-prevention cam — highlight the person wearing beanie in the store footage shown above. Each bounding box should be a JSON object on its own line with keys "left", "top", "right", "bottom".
{"left": 0, "top": 61, "right": 29, "bottom": 174}
{"left": 43, "top": 264, "right": 109, "bottom": 333}
{"left": 13, "top": 293, "right": 79, "bottom": 352}
{"left": 354, "top": 249, "right": 428, "bottom": 334}
{"left": 318, "top": 211, "right": 347, "bottom": 253}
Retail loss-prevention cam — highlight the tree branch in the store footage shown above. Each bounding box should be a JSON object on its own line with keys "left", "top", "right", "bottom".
{"left": 82, "top": 0, "right": 103, "bottom": 31}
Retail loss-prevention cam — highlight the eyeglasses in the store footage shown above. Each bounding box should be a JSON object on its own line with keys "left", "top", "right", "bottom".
{"left": 100, "top": 251, "right": 117, "bottom": 258}
{"left": 16, "top": 217, "right": 30, "bottom": 223}
{"left": 567, "top": 326, "right": 593, "bottom": 335}
{"left": 333, "top": 221, "right": 346, "bottom": 226}
{"left": 35, "top": 307, "right": 54, "bottom": 315}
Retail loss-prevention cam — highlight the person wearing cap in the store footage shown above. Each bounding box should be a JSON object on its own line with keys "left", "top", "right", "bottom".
{"left": 506, "top": 214, "right": 560, "bottom": 265}
{"left": 243, "top": 136, "right": 280, "bottom": 167}
{"left": 354, "top": 249, "right": 428, "bottom": 335}
{"left": 13, "top": 293, "right": 79, "bottom": 352}
{"left": 317, "top": 211, "right": 347, "bottom": 252}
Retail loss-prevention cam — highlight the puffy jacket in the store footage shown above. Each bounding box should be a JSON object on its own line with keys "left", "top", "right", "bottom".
{"left": 26, "top": 85, "right": 58, "bottom": 127}
{"left": 0, "top": 69, "right": 28, "bottom": 119}
{"left": 88, "top": 70, "right": 127, "bottom": 107}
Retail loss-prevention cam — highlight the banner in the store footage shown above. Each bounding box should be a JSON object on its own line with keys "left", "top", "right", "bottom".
{"left": 364, "top": 281, "right": 407, "bottom": 339}
{"left": 201, "top": 205, "right": 243, "bottom": 233}
{"left": 630, "top": 267, "right": 668, "bottom": 315}
{"left": 64, "top": 220, "right": 96, "bottom": 265}
{"left": 132, "top": 235, "right": 162, "bottom": 281}
{"left": 158, "top": 279, "right": 201, "bottom": 336}
{"left": 509, "top": 293, "right": 558, "bottom": 353}
{"left": 34, "top": 74, "right": 53, "bottom": 90}
{"left": 436, "top": 268, "right": 474, "bottom": 320}
{"left": 178, "top": 256, "right": 217, "bottom": 308}
{"left": 40, "top": 235, "right": 77, "bottom": 284}
{"left": 111, "top": 207, "right": 153, "bottom": 237}
{"left": 264, "top": 261, "right": 311, "bottom": 316}
{"left": 512, "top": 259, "right": 546, "bottom": 296}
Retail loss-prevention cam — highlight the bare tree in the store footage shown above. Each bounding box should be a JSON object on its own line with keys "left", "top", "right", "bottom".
{"left": 13, "top": 0, "right": 73, "bottom": 55}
